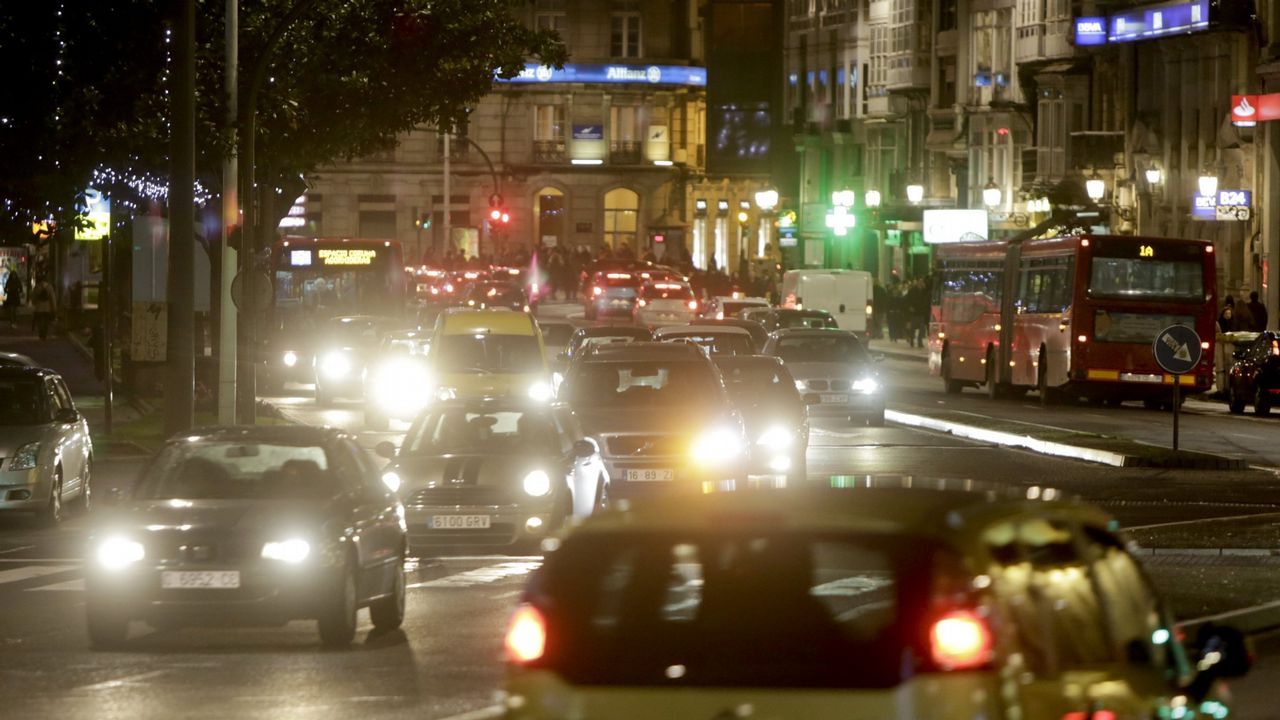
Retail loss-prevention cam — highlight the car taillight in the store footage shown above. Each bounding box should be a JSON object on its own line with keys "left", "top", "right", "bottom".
{"left": 688, "top": 300, "right": 698, "bottom": 310}
{"left": 593, "top": 286, "right": 604, "bottom": 296}
{"left": 505, "top": 604, "right": 546, "bottom": 663}
{"left": 638, "top": 299, "right": 647, "bottom": 307}
{"left": 1273, "top": 340, "right": 1279, "bottom": 357}
{"left": 930, "top": 610, "right": 993, "bottom": 670}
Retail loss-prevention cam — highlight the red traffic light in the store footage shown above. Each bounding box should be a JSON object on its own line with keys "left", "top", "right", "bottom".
{"left": 489, "top": 208, "right": 502, "bottom": 222}
{"left": 500, "top": 212, "right": 510, "bottom": 223}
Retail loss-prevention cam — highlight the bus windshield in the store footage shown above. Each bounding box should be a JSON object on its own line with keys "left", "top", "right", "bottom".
{"left": 1088, "top": 257, "right": 1203, "bottom": 302}
{"left": 272, "top": 240, "right": 405, "bottom": 319}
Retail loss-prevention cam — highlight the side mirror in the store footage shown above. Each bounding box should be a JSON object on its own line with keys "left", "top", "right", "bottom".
{"left": 572, "top": 439, "right": 597, "bottom": 459}
{"left": 1186, "top": 623, "right": 1252, "bottom": 700}
{"left": 55, "top": 408, "right": 79, "bottom": 423}
{"left": 374, "top": 441, "right": 398, "bottom": 459}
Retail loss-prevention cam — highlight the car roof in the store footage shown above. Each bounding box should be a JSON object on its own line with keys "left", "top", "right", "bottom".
{"left": 771, "top": 327, "right": 859, "bottom": 338}
{"left": 439, "top": 308, "right": 536, "bottom": 334}
{"left": 777, "top": 308, "right": 834, "bottom": 317}
{"left": 0, "top": 365, "right": 56, "bottom": 379}
{"left": 713, "top": 354, "right": 786, "bottom": 370}
{"left": 573, "top": 325, "right": 653, "bottom": 339}
{"left": 580, "top": 341, "right": 708, "bottom": 361}
{"left": 167, "top": 424, "right": 345, "bottom": 446}
{"left": 569, "top": 483, "right": 1108, "bottom": 545}
{"left": 656, "top": 325, "right": 750, "bottom": 336}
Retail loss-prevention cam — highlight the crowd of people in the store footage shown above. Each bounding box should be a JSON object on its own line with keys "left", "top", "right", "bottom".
{"left": 872, "top": 276, "right": 932, "bottom": 347}
{"left": 1219, "top": 291, "right": 1269, "bottom": 334}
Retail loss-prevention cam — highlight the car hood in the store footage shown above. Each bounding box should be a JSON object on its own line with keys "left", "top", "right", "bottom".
{"left": 440, "top": 371, "right": 548, "bottom": 399}
{"left": 0, "top": 424, "right": 54, "bottom": 454}
{"left": 574, "top": 405, "right": 733, "bottom": 436}
{"left": 784, "top": 361, "right": 874, "bottom": 380}
{"left": 106, "top": 498, "right": 332, "bottom": 535}
{"left": 389, "top": 453, "right": 555, "bottom": 494}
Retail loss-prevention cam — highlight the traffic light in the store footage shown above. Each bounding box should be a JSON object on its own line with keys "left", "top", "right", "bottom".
{"left": 414, "top": 214, "right": 432, "bottom": 230}
{"left": 488, "top": 194, "right": 510, "bottom": 226}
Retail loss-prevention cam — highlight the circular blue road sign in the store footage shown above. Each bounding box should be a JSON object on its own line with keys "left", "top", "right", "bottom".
{"left": 1152, "top": 324, "right": 1202, "bottom": 375}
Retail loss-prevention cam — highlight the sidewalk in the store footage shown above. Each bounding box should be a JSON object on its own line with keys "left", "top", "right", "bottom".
{"left": 867, "top": 337, "right": 929, "bottom": 363}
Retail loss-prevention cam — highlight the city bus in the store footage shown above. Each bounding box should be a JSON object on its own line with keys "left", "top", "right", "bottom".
{"left": 928, "top": 233, "right": 1217, "bottom": 405}
{"left": 261, "top": 236, "right": 409, "bottom": 391}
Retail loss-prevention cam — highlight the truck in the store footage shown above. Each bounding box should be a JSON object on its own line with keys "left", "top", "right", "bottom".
{"left": 780, "top": 269, "right": 874, "bottom": 337}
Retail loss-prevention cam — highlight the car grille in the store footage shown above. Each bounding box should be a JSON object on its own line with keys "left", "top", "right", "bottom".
{"left": 804, "top": 380, "right": 828, "bottom": 391}
{"left": 407, "top": 486, "right": 515, "bottom": 507}
{"left": 409, "top": 525, "right": 518, "bottom": 546}
{"left": 800, "top": 379, "right": 848, "bottom": 392}
{"left": 146, "top": 534, "right": 241, "bottom": 564}
{"left": 605, "top": 435, "right": 685, "bottom": 457}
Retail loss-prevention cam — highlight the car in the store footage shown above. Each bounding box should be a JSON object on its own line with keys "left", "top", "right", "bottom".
{"left": 1226, "top": 331, "right": 1280, "bottom": 415}
{"left": 429, "top": 309, "right": 553, "bottom": 401}
{"left": 502, "top": 482, "right": 1251, "bottom": 720}
{"left": 561, "top": 326, "right": 654, "bottom": 365}
{"left": 460, "top": 281, "right": 532, "bottom": 312}
{"left": 364, "top": 329, "right": 433, "bottom": 430}
{"left": 652, "top": 324, "right": 755, "bottom": 356}
{"left": 701, "top": 295, "right": 770, "bottom": 320}
{"left": 681, "top": 317, "right": 769, "bottom": 352}
{"left": 584, "top": 271, "right": 643, "bottom": 321}
{"left": 559, "top": 342, "right": 746, "bottom": 504}
{"left": 260, "top": 312, "right": 322, "bottom": 395}
{"left": 633, "top": 264, "right": 688, "bottom": 285}
{"left": 742, "top": 307, "right": 839, "bottom": 333}
{"left": 764, "top": 328, "right": 885, "bottom": 426}
{"left": 634, "top": 281, "right": 699, "bottom": 327}
{"left": 374, "top": 398, "right": 607, "bottom": 550}
{"left": 0, "top": 367, "right": 93, "bottom": 523}
{"left": 713, "top": 355, "right": 808, "bottom": 482}
{"left": 312, "top": 315, "right": 410, "bottom": 406}
{"left": 84, "top": 426, "right": 407, "bottom": 649}
{"left": 0, "top": 351, "right": 38, "bottom": 367}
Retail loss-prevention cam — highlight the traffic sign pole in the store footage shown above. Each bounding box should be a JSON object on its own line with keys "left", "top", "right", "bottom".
{"left": 1173, "top": 377, "right": 1180, "bottom": 451}
{"left": 1152, "top": 324, "right": 1202, "bottom": 453}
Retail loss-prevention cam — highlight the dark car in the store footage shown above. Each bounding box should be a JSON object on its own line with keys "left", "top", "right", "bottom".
{"left": 684, "top": 317, "right": 769, "bottom": 352}
{"left": 1227, "top": 331, "right": 1280, "bottom": 415}
{"left": 713, "top": 355, "right": 808, "bottom": 482}
{"left": 764, "top": 328, "right": 885, "bottom": 426}
{"left": 584, "top": 271, "right": 643, "bottom": 321}
{"left": 743, "top": 307, "right": 839, "bottom": 333}
{"left": 85, "top": 426, "right": 407, "bottom": 649}
{"left": 375, "top": 399, "right": 607, "bottom": 550}
{"left": 313, "top": 315, "right": 410, "bottom": 405}
{"left": 562, "top": 326, "right": 654, "bottom": 364}
{"left": 460, "top": 281, "right": 531, "bottom": 312}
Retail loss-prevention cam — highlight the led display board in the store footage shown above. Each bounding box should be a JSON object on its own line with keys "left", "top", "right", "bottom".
{"left": 497, "top": 63, "right": 706, "bottom": 87}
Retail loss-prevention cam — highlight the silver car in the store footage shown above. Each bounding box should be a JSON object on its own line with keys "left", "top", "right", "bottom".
{"left": 764, "top": 328, "right": 886, "bottom": 426}
{"left": 0, "top": 367, "right": 93, "bottom": 522}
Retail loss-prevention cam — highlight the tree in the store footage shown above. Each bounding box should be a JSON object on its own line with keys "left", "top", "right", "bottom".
{"left": 0, "top": 0, "right": 565, "bottom": 237}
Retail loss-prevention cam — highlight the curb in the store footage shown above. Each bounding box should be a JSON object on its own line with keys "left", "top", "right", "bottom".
{"left": 868, "top": 345, "right": 928, "bottom": 364}
{"left": 885, "top": 409, "right": 1131, "bottom": 466}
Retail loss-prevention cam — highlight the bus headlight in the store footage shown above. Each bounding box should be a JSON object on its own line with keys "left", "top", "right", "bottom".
{"left": 852, "top": 377, "right": 879, "bottom": 394}
{"left": 690, "top": 427, "right": 743, "bottom": 466}
{"left": 282, "top": 350, "right": 299, "bottom": 368}
{"left": 320, "top": 351, "right": 352, "bottom": 379}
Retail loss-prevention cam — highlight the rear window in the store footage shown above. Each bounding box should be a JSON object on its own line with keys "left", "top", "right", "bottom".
{"left": 565, "top": 361, "right": 719, "bottom": 408}
{"left": 641, "top": 284, "right": 694, "bottom": 300}
{"left": 778, "top": 313, "right": 837, "bottom": 330}
{"left": 722, "top": 301, "right": 765, "bottom": 317}
{"left": 599, "top": 273, "right": 640, "bottom": 288}
{"left": 534, "top": 531, "right": 934, "bottom": 688}
{"left": 660, "top": 332, "right": 753, "bottom": 356}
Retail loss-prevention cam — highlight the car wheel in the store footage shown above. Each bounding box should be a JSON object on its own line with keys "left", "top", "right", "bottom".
{"left": 1228, "top": 382, "right": 1246, "bottom": 414}
{"left": 942, "top": 350, "right": 962, "bottom": 395}
{"left": 1255, "top": 386, "right": 1272, "bottom": 417}
{"left": 1143, "top": 399, "right": 1164, "bottom": 410}
{"left": 593, "top": 478, "right": 610, "bottom": 513}
{"left": 38, "top": 471, "right": 63, "bottom": 526}
{"left": 72, "top": 458, "right": 92, "bottom": 514}
{"left": 318, "top": 562, "right": 358, "bottom": 647}
{"left": 86, "top": 601, "right": 130, "bottom": 649}
{"left": 369, "top": 559, "right": 405, "bottom": 632}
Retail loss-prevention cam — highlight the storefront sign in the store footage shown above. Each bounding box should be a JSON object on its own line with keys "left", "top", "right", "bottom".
{"left": 1074, "top": 17, "right": 1108, "bottom": 45}
{"left": 572, "top": 124, "right": 603, "bottom": 140}
{"left": 76, "top": 188, "right": 110, "bottom": 241}
{"left": 1230, "top": 94, "right": 1280, "bottom": 126}
{"left": 498, "top": 63, "right": 707, "bottom": 87}
{"left": 923, "top": 209, "right": 989, "bottom": 244}
{"left": 318, "top": 248, "right": 377, "bottom": 266}
{"left": 1192, "top": 190, "right": 1251, "bottom": 221}
{"left": 1073, "top": 0, "right": 1208, "bottom": 46}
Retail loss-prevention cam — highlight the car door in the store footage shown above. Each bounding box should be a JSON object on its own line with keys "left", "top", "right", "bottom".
{"left": 341, "top": 438, "right": 403, "bottom": 593}
{"left": 329, "top": 440, "right": 386, "bottom": 597}
{"left": 45, "top": 377, "right": 84, "bottom": 494}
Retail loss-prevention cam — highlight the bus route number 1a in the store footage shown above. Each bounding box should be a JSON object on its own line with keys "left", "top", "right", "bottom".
{"left": 1139, "top": 245, "right": 1155, "bottom": 258}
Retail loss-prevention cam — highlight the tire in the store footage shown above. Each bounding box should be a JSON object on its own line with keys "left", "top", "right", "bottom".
{"left": 866, "top": 409, "right": 885, "bottom": 427}
{"left": 1255, "top": 386, "right": 1272, "bottom": 417}
{"left": 593, "top": 478, "right": 610, "bottom": 513}
{"left": 1143, "top": 399, "right": 1164, "bottom": 410}
{"left": 72, "top": 458, "right": 92, "bottom": 514}
{"left": 984, "top": 349, "right": 1000, "bottom": 400}
{"left": 1228, "top": 382, "right": 1246, "bottom": 414}
{"left": 318, "top": 563, "right": 358, "bottom": 647}
{"left": 86, "top": 601, "right": 130, "bottom": 649}
{"left": 941, "top": 349, "right": 962, "bottom": 395}
{"left": 368, "top": 560, "right": 405, "bottom": 632}
{"left": 1037, "top": 351, "right": 1056, "bottom": 407}
{"left": 38, "top": 471, "right": 63, "bottom": 526}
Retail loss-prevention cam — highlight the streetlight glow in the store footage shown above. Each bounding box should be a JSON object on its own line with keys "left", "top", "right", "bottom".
{"left": 831, "top": 188, "right": 855, "bottom": 208}
{"left": 865, "top": 189, "right": 882, "bottom": 208}
{"left": 754, "top": 188, "right": 778, "bottom": 211}
{"left": 1085, "top": 176, "right": 1106, "bottom": 201}
{"left": 905, "top": 184, "right": 924, "bottom": 204}
{"left": 982, "top": 179, "right": 1001, "bottom": 209}
{"left": 1198, "top": 173, "right": 1218, "bottom": 197}
{"left": 1145, "top": 167, "right": 1162, "bottom": 185}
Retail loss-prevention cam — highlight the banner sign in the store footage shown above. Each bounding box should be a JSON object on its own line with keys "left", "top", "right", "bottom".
{"left": 1073, "top": 0, "right": 1208, "bottom": 46}
{"left": 572, "top": 124, "right": 603, "bottom": 140}
{"left": 1192, "top": 190, "right": 1251, "bottom": 221}
{"left": 76, "top": 188, "right": 110, "bottom": 241}
{"left": 498, "top": 63, "right": 706, "bottom": 87}
{"left": 923, "top": 209, "right": 989, "bottom": 244}
{"left": 1230, "top": 94, "right": 1280, "bottom": 127}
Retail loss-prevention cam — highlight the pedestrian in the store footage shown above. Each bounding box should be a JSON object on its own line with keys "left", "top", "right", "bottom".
{"left": 1231, "top": 296, "right": 1255, "bottom": 333}
{"left": 3, "top": 267, "right": 22, "bottom": 328}
{"left": 30, "top": 274, "right": 55, "bottom": 340}
{"left": 1218, "top": 296, "right": 1235, "bottom": 334}
{"left": 1246, "top": 290, "right": 1268, "bottom": 332}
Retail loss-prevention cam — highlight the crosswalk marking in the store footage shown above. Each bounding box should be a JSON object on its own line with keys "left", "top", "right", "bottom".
{"left": 409, "top": 561, "right": 541, "bottom": 589}
{"left": 0, "top": 565, "right": 75, "bottom": 585}
{"left": 30, "top": 578, "right": 84, "bottom": 592}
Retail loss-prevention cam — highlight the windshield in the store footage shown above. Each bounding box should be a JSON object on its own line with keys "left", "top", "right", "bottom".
{"left": 778, "top": 313, "right": 837, "bottom": 330}
{"left": 382, "top": 336, "right": 429, "bottom": 356}
{"left": 134, "top": 442, "right": 340, "bottom": 500}
{"left": 716, "top": 362, "right": 800, "bottom": 405}
{"left": 1089, "top": 257, "right": 1204, "bottom": 302}
{"left": 566, "top": 361, "right": 719, "bottom": 408}
{"left": 773, "top": 335, "right": 870, "bottom": 364}
{"left": 403, "top": 408, "right": 554, "bottom": 455}
{"left": 0, "top": 379, "right": 47, "bottom": 424}
{"left": 536, "top": 530, "right": 921, "bottom": 688}
{"left": 660, "top": 332, "right": 753, "bottom": 356}
{"left": 274, "top": 251, "right": 402, "bottom": 318}
{"left": 433, "top": 334, "right": 543, "bottom": 374}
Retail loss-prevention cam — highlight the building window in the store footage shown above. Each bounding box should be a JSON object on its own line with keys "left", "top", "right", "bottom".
{"left": 534, "top": 104, "right": 565, "bottom": 141}
{"left": 609, "top": 105, "right": 642, "bottom": 163}
{"left": 869, "top": 26, "right": 889, "bottom": 98}
{"left": 358, "top": 210, "right": 397, "bottom": 240}
{"left": 603, "top": 188, "right": 639, "bottom": 250}
{"left": 535, "top": 187, "right": 566, "bottom": 248}
{"left": 611, "top": 1, "right": 642, "bottom": 58}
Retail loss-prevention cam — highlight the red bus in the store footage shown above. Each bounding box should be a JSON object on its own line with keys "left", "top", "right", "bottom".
{"left": 929, "top": 233, "right": 1216, "bottom": 405}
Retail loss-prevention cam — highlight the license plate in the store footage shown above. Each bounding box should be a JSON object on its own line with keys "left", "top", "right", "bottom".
{"left": 1120, "top": 373, "right": 1163, "bottom": 384}
{"left": 820, "top": 393, "right": 849, "bottom": 403}
{"left": 430, "top": 514, "right": 491, "bottom": 529}
{"left": 626, "top": 469, "right": 674, "bottom": 482}
{"left": 161, "top": 571, "right": 240, "bottom": 589}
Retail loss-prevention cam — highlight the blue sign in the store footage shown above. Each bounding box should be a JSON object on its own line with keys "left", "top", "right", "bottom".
{"left": 1152, "top": 324, "right": 1202, "bottom": 375}
{"left": 572, "top": 124, "right": 603, "bottom": 141}
{"left": 1103, "top": 0, "right": 1208, "bottom": 43}
{"left": 1218, "top": 189, "right": 1251, "bottom": 207}
{"left": 1074, "top": 17, "right": 1108, "bottom": 45}
{"left": 498, "top": 63, "right": 706, "bottom": 87}
{"left": 1192, "top": 190, "right": 1251, "bottom": 220}
{"left": 1191, "top": 193, "right": 1217, "bottom": 220}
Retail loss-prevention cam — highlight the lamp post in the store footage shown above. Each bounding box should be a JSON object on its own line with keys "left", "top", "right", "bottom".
{"left": 982, "top": 178, "right": 1002, "bottom": 209}
{"left": 864, "top": 189, "right": 882, "bottom": 209}
{"left": 1085, "top": 174, "right": 1106, "bottom": 201}
{"left": 905, "top": 184, "right": 924, "bottom": 205}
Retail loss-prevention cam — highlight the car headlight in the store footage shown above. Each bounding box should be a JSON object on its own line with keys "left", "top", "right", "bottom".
{"left": 852, "top": 377, "right": 879, "bottom": 394}
{"left": 381, "top": 471, "right": 401, "bottom": 493}
{"left": 282, "top": 350, "right": 298, "bottom": 368}
{"left": 523, "top": 470, "right": 551, "bottom": 497}
{"left": 373, "top": 361, "right": 433, "bottom": 415}
{"left": 96, "top": 537, "right": 145, "bottom": 570}
{"left": 756, "top": 426, "right": 793, "bottom": 449}
{"left": 320, "top": 351, "right": 351, "bottom": 379}
{"left": 690, "top": 427, "right": 743, "bottom": 466}
{"left": 527, "top": 381, "right": 553, "bottom": 402}
{"left": 9, "top": 441, "right": 39, "bottom": 471}
{"left": 261, "top": 539, "right": 311, "bottom": 564}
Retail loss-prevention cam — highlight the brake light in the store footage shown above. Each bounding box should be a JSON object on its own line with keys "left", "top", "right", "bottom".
{"left": 593, "top": 286, "right": 604, "bottom": 296}
{"left": 638, "top": 299, "right": 647, "bottom": 307}
{"left": 1062, "top": 712, "right": 1116, "bottom": 720}
{"left": 505, "top": 604, "right": 546, "bottom": 663}
{"left": 606, "top": 272, "right": 632, "bottom": 280}
{"left": 930, "top": 610, "right": 993, "bottom": 670}
{"left": 688, "top": 300, "right": 698, "bottom": 310}
{"left": 1273, "top": 341, "right": 1279, "bottom": 357}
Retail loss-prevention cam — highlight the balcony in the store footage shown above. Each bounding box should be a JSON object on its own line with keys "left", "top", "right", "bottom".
{"left": 1015, "top": 20, "right": 1072, "bottom": 64}
{"left": 887, "top": 60, "right": 931, "bottom": 92}
{"left": 609, "top": 140, "right": 643, "bottom": 165}
{"left": 533, "top": 140, "right": 566, "bottom": 164}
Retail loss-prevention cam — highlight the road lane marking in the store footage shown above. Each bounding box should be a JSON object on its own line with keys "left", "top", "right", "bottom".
{"left": 1124, "top": 510, "right": 1280, "bottom": 531}
{"left": 76, "top": 669, "right": 169, "bottom": 691}
{"left": 436, "top": 706, "right": 504, "bottom": 720}
{"left": 30, "top": 578, "right": 84, "bottom": 591}
{"left": 409, "top": 561, "right": 541, "bottom": 589}
{"left": 0, "top": 545, "right": 35, "bottom": 555}
{"left": 0, "top": 558, "right": 80, "bottom": 564}
{"left": 0, "top": 565, "right": 76, "bottom": 585}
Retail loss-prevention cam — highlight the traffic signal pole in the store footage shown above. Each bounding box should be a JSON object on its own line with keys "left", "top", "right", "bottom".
{"left": 218, "top": 0, "right": 238, "bottom": 426}
{"left": 165, "top": 0, "right": 197, "bottom": 435}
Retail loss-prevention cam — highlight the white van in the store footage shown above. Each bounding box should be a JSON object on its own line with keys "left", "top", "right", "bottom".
{"left": 781, "top": 269, "right": 873, "bottom": 336}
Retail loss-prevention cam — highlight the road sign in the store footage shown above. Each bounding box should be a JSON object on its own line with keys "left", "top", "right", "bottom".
{"left": 230, "top": 272, "right": 272, "bottom": 311}
{"left": 1152, "top": 324, "right": 1202, "bottom": 375}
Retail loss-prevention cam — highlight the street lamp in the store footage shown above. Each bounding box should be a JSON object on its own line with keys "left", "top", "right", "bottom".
{"left": 1085, "top": 174, "right": 1106, "bottom": 201}
{"left": 1144, "top": 167, "right": 1162, "bottom": 186}
{"left": 982, "top": 179, "right": 1001, "bottom": 209}
{"left": 1198, "top": 173, "right": 1218, "bottom": 197}
{"left": 831, "top": 188, "right": 856, "bottom": 208}
{"left": 865, "top": 189, "right": 882, "bottom": 208}
{"left": 754, "top": 188, "right": 778, "bottom": 212}
{"left": 905, "top": 184, "right": 924, "bottom": 204}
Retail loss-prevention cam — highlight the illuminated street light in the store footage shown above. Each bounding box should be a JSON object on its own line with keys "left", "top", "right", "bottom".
{"left": 982, "top": 179, "right": 1001, "bottom": 209}
{"left": 905, "top": 184, "right": 924, "bottom": 204}
{"left": 1145, "top": 167, "right": 1162, "bottom": 186}
{"left": 865, "top": 189, "right": 882, "bottom": 208}
{"left": 754, "top": 188, "right": 779, "bottom": 211}
{"left": 1085, "top": 175, "right": 1106, "bottom": 201}
{"left": 1198, "top": 173, "right": 1218, "bottom": 197}
{"left": 831, "top": 188, "right": 856, "bottom": 208}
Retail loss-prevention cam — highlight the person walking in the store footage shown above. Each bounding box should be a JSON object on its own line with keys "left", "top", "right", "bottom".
{"left": 1246, "top": 291, "right": 1268, "bottom": 332}
{"left": 1218, "top": 296, "right": 1236, "bottom": 334}
{"left": 30, "top": 274, "right": 55, "bottom": 340}
{"left": 3, "top": 268, "right": 22, "bottom": 328}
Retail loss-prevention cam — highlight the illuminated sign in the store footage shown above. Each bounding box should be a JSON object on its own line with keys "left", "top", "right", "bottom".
{"left": 290, "top": 249, "right": 313, "bottom": 266}
{"left": 1192, "top": 190, "right": 1251, "bottom": 221}
{"left": 923, "top": 209, "right": 989, "bottom": 244}
{"left": 572, "top": 124, "right": 603, "bottom": 140}
{"left": 76, "top": 188, "right": 110, "bottom": 241}
{"left": 1139, "top": 244, "right": 1155, "bottom": 258}
{"left": 318, "top": 248, "right": 377, "bottom": 266}
{"left": 497, "top": 63, "right": 707, "bottom": 87}
{"left": 278, "top": 195, "right": 307, "bottom": 229}
{"left": 1073, "top": 0, "right": 1208, "bottom": 46}
{"left": 1074, "top": 17, "right": 1108, "bottom": 45}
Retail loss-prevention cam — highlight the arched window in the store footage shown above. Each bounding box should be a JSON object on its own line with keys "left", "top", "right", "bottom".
{"left": 603, "top": 188, "right": 639, "bottom": 250}
{"left": 534, "top": 187, "right": 565, "bottom": 249}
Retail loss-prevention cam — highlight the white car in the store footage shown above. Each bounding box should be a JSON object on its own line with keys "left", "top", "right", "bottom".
{"left": 653, "top": 325, "right": 755, "bottom": 356}
{"left": 633, "top": 282, "right": 699, "bottom": 327}
{"left": 0, "top": 367, "right": 93, "bottom": 523}
{"left": 703, "top": 295, "right": 770, "bottom": 320}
